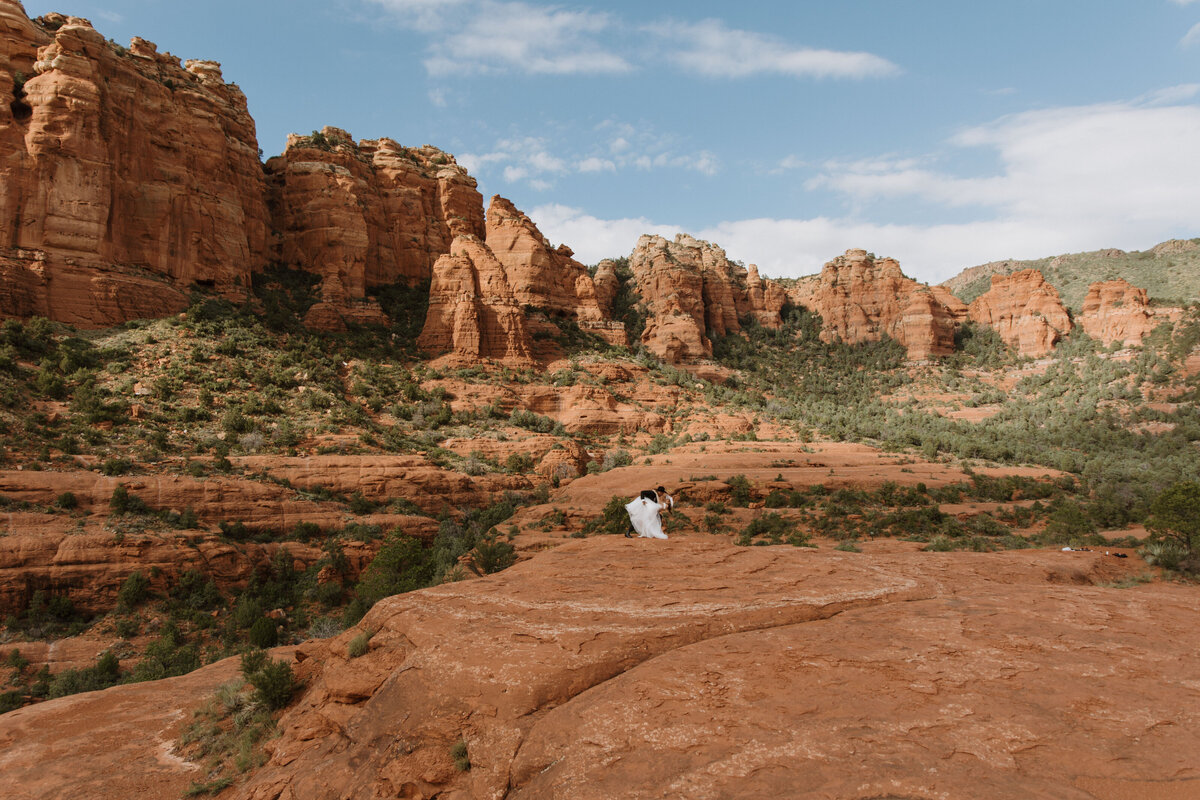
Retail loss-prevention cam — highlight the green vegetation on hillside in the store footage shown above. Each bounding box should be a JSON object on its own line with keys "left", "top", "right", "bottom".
{"left": 945, "top": 239, "right": 1200, "bottom": 310}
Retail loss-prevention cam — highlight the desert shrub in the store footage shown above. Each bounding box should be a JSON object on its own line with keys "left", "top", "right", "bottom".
{"left": 600, "top": 449, "right": 632, "bottom": 471}
{"left": 102, "top": 457, "right": 133, "bottom": 476}
{"left": 470, "top": 536, "right": 517, "bottom": 575}
{"left": 354, "top": 534, "right": 435, "bottom": 608}
{"left": 581, "top": 495, "right": 633, "bottom": 536}
{"left": 505, "top": 453, "right": 534, "bottom": 474}
{"left": 54, "top": 492, "right": 77, "bottom": 510}
{"left": 47, "top": 650, "right": 121, "bottom": 699}
{"left": 1147, "top": 481, "right": 1200, "bottom": 553}
{"left": 509, "top": 408, "right": 555, "bottom": 433}
{"left": 764, "top": 488, "right": 807, "bottom": 508}
{"left": 247, "top": 617, "right": 279, "bottom": 649}
{"left": 117, "top": 571, "right": 151, "bottom": 612}
{"left": 727, "top": 474, "right": 753, "bottom": 507}
{"left": 247, "top": 658, "right": 296, "bottom": 710}
{"left": 348, "top": 629, "right": 374, "bottom": 658}
{"left": 0, "top": 690, "right": 22, "bottom": 713}
{"left": 737, "top": 512, "right": 808, "bottom": 546}
{"left": 1140, "top": 540, "right": 1188, "bottom": 571}
{"left": 451, "top": 738, "right": 471, "bottom": 771}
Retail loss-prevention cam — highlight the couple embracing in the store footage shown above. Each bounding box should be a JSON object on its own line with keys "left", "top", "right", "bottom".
{"left": 624, "top": 485, "right": 675, "bottom": 539}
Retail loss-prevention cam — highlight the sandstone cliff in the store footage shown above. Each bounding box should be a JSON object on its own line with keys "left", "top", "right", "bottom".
{"left": 0, "top": 7, "right": 269, "bottom": 326}
{"left": 484, "top": 195, "right": 624, "bottom": 346}
{"left": 1078, "top": 278, "right": 1179, "bottom": 347}
{"left": 789, "top": 249, "right": 966, "bottom": 360}
{"left": 417, "top": 235, "right": 534, "bottom": 364}
{"left": 629, "top": 233, "right": 785, "bottom": 363}
{"left": 264, "top": 130, "right": 484, "bottom": 330}
{"left": 968, "top": 269, "right": 1072, "bottom": 357}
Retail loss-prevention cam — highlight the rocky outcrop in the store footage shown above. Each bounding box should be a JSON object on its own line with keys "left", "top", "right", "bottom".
{"left": 0, "top": 9, "right": 270, "bottom": 325}
{"left": 629, "top": 234, "right": 786, "bottom": 363}
{"left": 790, "top": 249, "right": 965, "bottom": 360}
{"left": 9, "top": 539, "right": 1187, "bottom": 800}
{"left": 417, "top": 235, "right": 534, "bottom": 364}
{"left": 1079, "top": 278, "right": 1180, "bottom": 347}
{"left": 968, "top": 269, "right": 1072, "bottom": 357}
{"left": 484, "top": 196, "right": 624, "bottom": 346}
{"left": 264, "top": 130, "right": 484, "bottom": 330}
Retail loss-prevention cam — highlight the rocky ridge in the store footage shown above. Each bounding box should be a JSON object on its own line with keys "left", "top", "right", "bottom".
{"left": 786, "top": 249, "right": 968, "bottom": 360}
{"left": 968, "top": 269, "right": 1073, "bottom": 357}
{"left": 629, "top": 233, "right": 785, "bottom": 363}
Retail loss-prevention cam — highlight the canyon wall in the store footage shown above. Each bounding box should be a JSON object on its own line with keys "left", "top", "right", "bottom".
{"left": 264, "top": 130, "right": 484, "bottom": 329}
{"left": 0, "top": 7, "right": 269, "bottom": 325}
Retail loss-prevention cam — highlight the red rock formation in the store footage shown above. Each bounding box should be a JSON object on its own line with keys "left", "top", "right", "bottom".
{"left": 629, "top": 234, "right": 786, "bottom": 364}
{"left": 484, "top": 196, "right": 624, "bottom": 346}
{"left": 968, "top": 269, "right": 1072, "bottom": 357}
{"left": 791, "top": 249, "right": 963, "bottom": 360}
{"left": 264, "top": 130, "right": 484, "bottom": 329}
{"left": 0, "top": 8, "right": 269, "bottom": 325}
{"left": 417, "top": 235, "right": 534, "bottom": 364}
{"left": 1078, "top": 278, "right": 1179, "bottom": 347}
{"left": 3, "top": 539, "right": 1179, "bottom": 800}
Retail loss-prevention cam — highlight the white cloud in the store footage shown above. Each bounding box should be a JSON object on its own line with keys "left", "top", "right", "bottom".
{"left": 660, "top": 18, "right": 899, "bottom": 79}
{"left": 1169, "top": 0, "right": 1200, "bottom": 5}
{"left": 533, "top": 92, "right": 1200, "bottom": 285}
{"left": 528, "top": 203, "right": 682, "bottom": 263}
{"left": 371, "top": 0, "right": 631, "bottom": 75}
{"left": 1183, "top": 21, "right": 1200, "bottom": 47}
{"left": 577, "top": 156, "right": 616, "bottom": 173}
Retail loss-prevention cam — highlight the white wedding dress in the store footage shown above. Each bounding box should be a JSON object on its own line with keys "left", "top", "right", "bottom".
{"left": 625, "top": 497, "right": 668, "bottom": 539}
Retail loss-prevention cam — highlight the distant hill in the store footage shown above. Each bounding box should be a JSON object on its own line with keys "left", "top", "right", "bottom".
{"left": 941, "top": 238, "right": 1200, "bottom": 311}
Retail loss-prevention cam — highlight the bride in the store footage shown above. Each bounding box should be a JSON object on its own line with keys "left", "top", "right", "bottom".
{"left": 625, "top": 491, "right": 668, "bottom": 539}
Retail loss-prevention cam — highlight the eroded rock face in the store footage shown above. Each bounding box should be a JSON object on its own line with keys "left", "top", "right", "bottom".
{"left": 1079, "top": 278, "right": 1179, "bottom": 347}
{"left": 264, "top": 131, "right": 484, "bottom": 329}
{"left": 417, "top": 235, "right": 534, "bottom": 364}
{"left": 791, "top": 249, "right": 965, "bottom": 360}
{"left": 4, "top": 539, "right": 1175, "bottom": 800}
{"left": 629, "top": 234, "right": 786, "bottom": 364}
{"left": 969, "top": 269, "right": 1072, "bottom": 357}
{"left": 0, "top": 9, "right": 269, "bottom": 325}
{"left": 485, "top": 196, "right": 624, "bottom": 346}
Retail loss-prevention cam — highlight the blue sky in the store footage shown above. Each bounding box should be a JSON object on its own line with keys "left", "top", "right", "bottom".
{"left": 20, "top": 0, "right": 1200, "bottom": 282}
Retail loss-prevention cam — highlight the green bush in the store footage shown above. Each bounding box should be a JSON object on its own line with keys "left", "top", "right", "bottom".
{"left": 117, "top": 571, "right": 151, "bottom": 612}
{"left": 348, "top": 629, "right": 374, "bottom": 658}
{"left": 727, "top": 475, "right": 753, "bottom": 507}
{"left": 248, "top": 617, "right": 279, "bottom": 649}
{"left": 470, "top": 537, "right": 517, "bottom": 575}
{"left": 247, "top": 659, "right": 296, "bottom": 710}
{"left": 354, "top": 534, "right": 435, "bottom": 608}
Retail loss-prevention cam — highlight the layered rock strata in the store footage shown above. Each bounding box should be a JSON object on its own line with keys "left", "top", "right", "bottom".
{"left": 264, "top": 130, "right": 484, "bottom": 330}
{"left": 789, "top": 249, "right": 966, "bottom": 360}
{"left": 484, "top": 196, "right": 625, "bottom": 346}
{"left": 9, "top": 539, "right": 1189, "bottom": 799}
{"left": 1078, "top": 278, "right": 1179, "bottom": 347}
{"left": 417, "top": 235, "right": 534, "bottom": 364}
{"left": 0, "top": 8, "right": 269, "bottom": 325}
{"left": 968, "top": 269, "right": 1072, "bottom": 357}
{"left": 629, "top": 233, "right": 786, "bottom": 363}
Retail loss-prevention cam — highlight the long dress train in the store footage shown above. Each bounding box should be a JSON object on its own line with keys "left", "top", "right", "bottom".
{"left": 625, "top": 497, "right": 668, "bottom": 539}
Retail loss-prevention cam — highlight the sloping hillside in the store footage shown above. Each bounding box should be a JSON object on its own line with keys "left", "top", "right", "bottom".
{"left": 943, "top": 238, "right": 1200, "bottom": 310}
